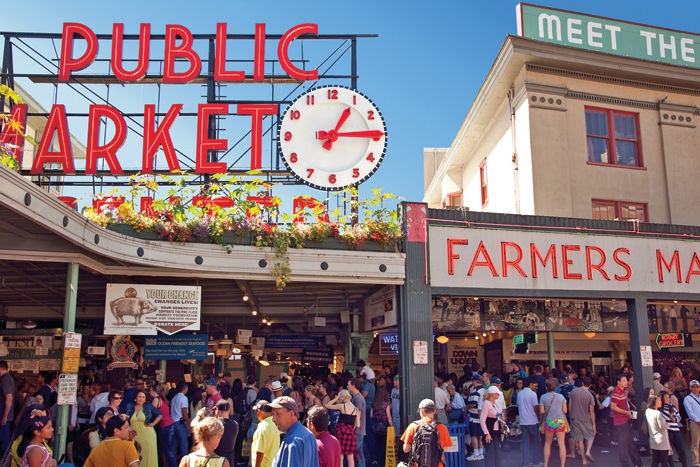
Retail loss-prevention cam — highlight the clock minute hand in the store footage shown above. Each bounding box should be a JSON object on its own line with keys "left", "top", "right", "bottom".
{"left": 335, "top": 130, "right": 384, "bottom": 141}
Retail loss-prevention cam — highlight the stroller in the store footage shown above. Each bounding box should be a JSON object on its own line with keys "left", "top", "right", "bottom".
{"left": 501, "top": 405, "right": 522, "bottom": 450}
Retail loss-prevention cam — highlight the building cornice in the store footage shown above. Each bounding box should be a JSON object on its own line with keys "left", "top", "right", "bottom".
{"left": 424, "top": 35, "right": 700, "bottom": 203}
{"left": 0, "top": 165, "right": 405, "bottom": 284}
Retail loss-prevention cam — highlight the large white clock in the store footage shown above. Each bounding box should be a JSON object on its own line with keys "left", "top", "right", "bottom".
{"left": 278, "top": 85, "right": 387, "bottom": 191}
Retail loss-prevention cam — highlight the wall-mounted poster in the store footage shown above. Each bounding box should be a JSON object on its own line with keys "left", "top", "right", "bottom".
{"left": 104, "top": 284, "right": 201, "bottom": 335}
{"left": 601, "top": 301, "right": 629, "bottom": 332}
{"left": 546, "top": 300, "right": 603, "bottom": 332}
{"left": 432, "top": 296, "right": 480, "bottom": 331}
{"left": 483, "top": 299, "right": 546, "bottom": 331}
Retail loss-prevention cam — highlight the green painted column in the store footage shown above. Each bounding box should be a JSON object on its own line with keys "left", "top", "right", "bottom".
{"left": 54, "top": 262, "right": 79, "bottom": 461}
{"left": 345, "top": 332, "right": 374, "bottom": 375}
{"left": 546, "top": 331, "right": 555, "bottom": 370}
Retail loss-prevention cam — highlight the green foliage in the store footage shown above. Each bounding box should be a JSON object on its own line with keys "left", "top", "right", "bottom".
{"left": 87, "top": 174, "right": 403, "bottom": 290}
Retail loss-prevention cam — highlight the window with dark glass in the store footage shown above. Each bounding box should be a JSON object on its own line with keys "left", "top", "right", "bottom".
{"left": 592, "top": 199, "right": 648, "bottom": 222}
{"left": 585, "top": 107, "right": 642, "bottom": 167}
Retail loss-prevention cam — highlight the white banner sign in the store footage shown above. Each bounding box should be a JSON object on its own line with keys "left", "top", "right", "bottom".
{"left": 363, "top": 285, "right": 398, "bottom": 331}
{"left": 104, "top": 284, "right": 201, "bottom": 335}
{"left": 58, "top": 373, "right": 78, "bottom": 405}
{"left": 429, "top": 226, "right": 700, "bottom": 293}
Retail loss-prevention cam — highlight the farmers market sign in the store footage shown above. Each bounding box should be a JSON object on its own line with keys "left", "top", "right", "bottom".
{"left": 517, "top": 4, "right": 699, "bottom": 69}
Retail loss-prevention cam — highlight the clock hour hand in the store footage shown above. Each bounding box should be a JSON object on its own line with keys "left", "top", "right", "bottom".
{"left": 333, "top": 107, "right": 352, "bottom": 132}
{"left": 317, "top": 108, "right": 353, "bottom": 150}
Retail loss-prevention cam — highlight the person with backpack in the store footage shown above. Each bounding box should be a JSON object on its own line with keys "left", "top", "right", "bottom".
{"left": 400, "top": 399, "right": 452, "bottom": 467}
{"left": 232, "top": 376, "right": 257, "bottom": 464}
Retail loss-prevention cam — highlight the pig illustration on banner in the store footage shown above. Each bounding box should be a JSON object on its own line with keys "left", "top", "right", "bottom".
{"left": 109, "top": 297, "right": 158, "bottom": 325}
{"left": 105, "top": 284, "right": 201, "bottom": 335}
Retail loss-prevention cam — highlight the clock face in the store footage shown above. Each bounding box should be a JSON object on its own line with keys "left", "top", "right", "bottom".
{"left": 278, "top": 86, "right": 387, "bottom": 191}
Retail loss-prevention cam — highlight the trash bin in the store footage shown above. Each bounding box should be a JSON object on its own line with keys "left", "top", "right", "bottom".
{"left": 444, "top": 423, "right": 467, "bottom": 467}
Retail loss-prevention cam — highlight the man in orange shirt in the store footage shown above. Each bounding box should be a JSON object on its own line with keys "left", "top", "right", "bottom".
{"left": 400, "top": 399, "right": 452, "bottom": 467}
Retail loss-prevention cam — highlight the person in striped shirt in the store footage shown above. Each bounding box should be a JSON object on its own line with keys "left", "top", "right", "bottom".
{"left": 660, "top": 390, "right": 687, "bottom": 467}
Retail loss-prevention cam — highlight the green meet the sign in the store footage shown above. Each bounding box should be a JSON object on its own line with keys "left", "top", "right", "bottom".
{"left": 655, "top": 332, "right": 685, "bottom": 350}
{"left": 517, "top": 3, "right": 699, "bottom": 69}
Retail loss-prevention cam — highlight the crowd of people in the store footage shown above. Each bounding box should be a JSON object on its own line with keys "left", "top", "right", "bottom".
{"left": 432, "top": 360, "right": 700, "bottom": 467}
{"left": 0, "top": 359, "right": 402, "bottom": 467}
{"left": 1, "top": 358, "right": 700, "bottom": 467}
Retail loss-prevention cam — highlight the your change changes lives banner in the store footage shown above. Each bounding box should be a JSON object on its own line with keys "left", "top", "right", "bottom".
{"left": 104, "top": 284, "right": 201, "bottom": 335}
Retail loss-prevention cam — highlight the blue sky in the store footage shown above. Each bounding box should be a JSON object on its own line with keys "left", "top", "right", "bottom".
{"left": 4, "top": 1, "right": 700, "bottom": 207}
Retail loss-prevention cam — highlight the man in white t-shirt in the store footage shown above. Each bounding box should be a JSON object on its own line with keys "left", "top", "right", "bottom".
{"left": 433, "top": 376, "right": 450, "bottom": 425}
{"left": 517, "top": 377, "right": 542, "bottom": 466}
{"left": 357, "top": 360, "right": 375, "bottom": 381}
{"left": 488, "top": 377, "right": 506, "bottom": 412}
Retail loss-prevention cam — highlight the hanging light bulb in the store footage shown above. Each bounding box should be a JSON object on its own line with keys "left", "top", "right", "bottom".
{"left": 252, "top": 310, "right": 258, "bottom": 316}
{"left": 262, "top": 318, "right": 267, "bottom": 324}
{"left": 267, "top": 321, "right": 272, "bottom": 326}
{"left": 482, "top": 332, "right": 487, "bottom": 337}
{"left": 242, "top": 295, "right": 249, "bottom": 302}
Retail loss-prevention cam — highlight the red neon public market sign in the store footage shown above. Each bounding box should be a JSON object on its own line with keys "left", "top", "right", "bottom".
{"left": 1, "top": 23, "right": 319, "bottom": 175}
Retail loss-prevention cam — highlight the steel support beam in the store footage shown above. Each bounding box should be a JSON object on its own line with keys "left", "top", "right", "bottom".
{"left": 627, "top": 296, "right": 653, "bottom": 409}
{"left": 398, "top": 202, "right": 432, "bottom": 431}
{"left": 54, "top": 263, "right": 78, "bottom": 462}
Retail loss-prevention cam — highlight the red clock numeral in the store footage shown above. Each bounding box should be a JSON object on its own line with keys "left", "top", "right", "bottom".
{"left": 290, "top": 110, "right": 300, "bottom": 120}
{"left": 366, "top": 152, "right": 375, "bottom": 162}
{"left": 328, "top": 174, "right": 336, "bottom": 184}
{"left": 290, "top": 153, "right": 298, "bottom": 163}
{"left": 306, "top": 95, "right": 315, "bottom": 105}
{"left": 367, "top": 110, "right": 375, "bottom": 120}
{"left": 307, "top": 168, "right": 314, "bottom": 177}
{"left": 352, "top": 168, "right": 360, "bottom": 178}
{"left": 353, "top": 95, "right": 357, "bottom": 105}
{"left": 327, "top": 89, "right": 338, "bottom": 100}
{"left": 284, "top": 131, "right": 292, "bottom": 141}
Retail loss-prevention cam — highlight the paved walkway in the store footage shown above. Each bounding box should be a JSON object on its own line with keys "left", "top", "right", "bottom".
{"left": 463, "top": 440, "right": 682, "bottom": 467}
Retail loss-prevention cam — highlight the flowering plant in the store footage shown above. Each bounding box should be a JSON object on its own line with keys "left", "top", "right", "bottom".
{"left": 80, "top": 175, "right": 401, "bottom": 289}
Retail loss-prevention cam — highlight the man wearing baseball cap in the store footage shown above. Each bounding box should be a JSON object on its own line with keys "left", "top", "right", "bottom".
{"left": 251, "top": 400, "right": 279, "bottom": 467}
{"left": 683, "top": 379, "right": 700, "bottom": 467}
{"left": 269, "top": 396, "right": 319, "bottom": 467}
{"left": 652, "top": 372, "right": 664, "bottom": 396}
{"left": 466, "top": 375, "right": 485, "bottom": 461}
{"left": 400, "top": 399, "right": 452, "bottom": 467}
{"left": 205, "top": 378, "right": 222, "bottom": 416}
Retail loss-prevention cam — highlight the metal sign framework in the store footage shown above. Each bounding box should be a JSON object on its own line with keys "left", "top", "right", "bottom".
{"left": 0, "top": 28, "right": 377, "bottom": 190}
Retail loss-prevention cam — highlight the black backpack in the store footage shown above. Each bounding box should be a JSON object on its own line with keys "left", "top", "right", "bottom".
{"left": 410, "top": 420, "right": 443, "bottom": 467}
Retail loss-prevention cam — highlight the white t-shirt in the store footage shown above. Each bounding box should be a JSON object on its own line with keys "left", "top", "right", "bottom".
{"left": 360, "top": 365, "right": 375, "bottom": 381}
{"left": 434, "top": 386, "right": 450, "bottom": 410}
{"left": 517, "top": 388, "right": 539, "bottom": 426}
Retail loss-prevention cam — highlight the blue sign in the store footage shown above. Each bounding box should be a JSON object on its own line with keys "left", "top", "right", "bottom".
{"left": 143, "top": 334, "right": 208, "bottom": 360}
{"left": 264, "top": 335, "right": 326, "bottom": 349}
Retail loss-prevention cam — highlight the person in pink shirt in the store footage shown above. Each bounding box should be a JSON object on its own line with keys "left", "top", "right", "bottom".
{"left": 307, "top": 406, "right": 341, "bottom": 467}
{"left": 480, "top": 386, "right": 502, "bottom": 467}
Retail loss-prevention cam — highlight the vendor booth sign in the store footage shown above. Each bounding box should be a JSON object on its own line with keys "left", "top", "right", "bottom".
{"left": 655, "top": 332, "right": 686, "bottom": 349}
{"left": 104, "top": 284, "right": 201, "bottom": 335}
{"left": 144, "top": 334, "right": 208, "bottom": 360}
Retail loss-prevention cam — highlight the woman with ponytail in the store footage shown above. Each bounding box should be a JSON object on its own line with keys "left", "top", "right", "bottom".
{"left": 18, "top": 415, "right": 56, "bottom": 467}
